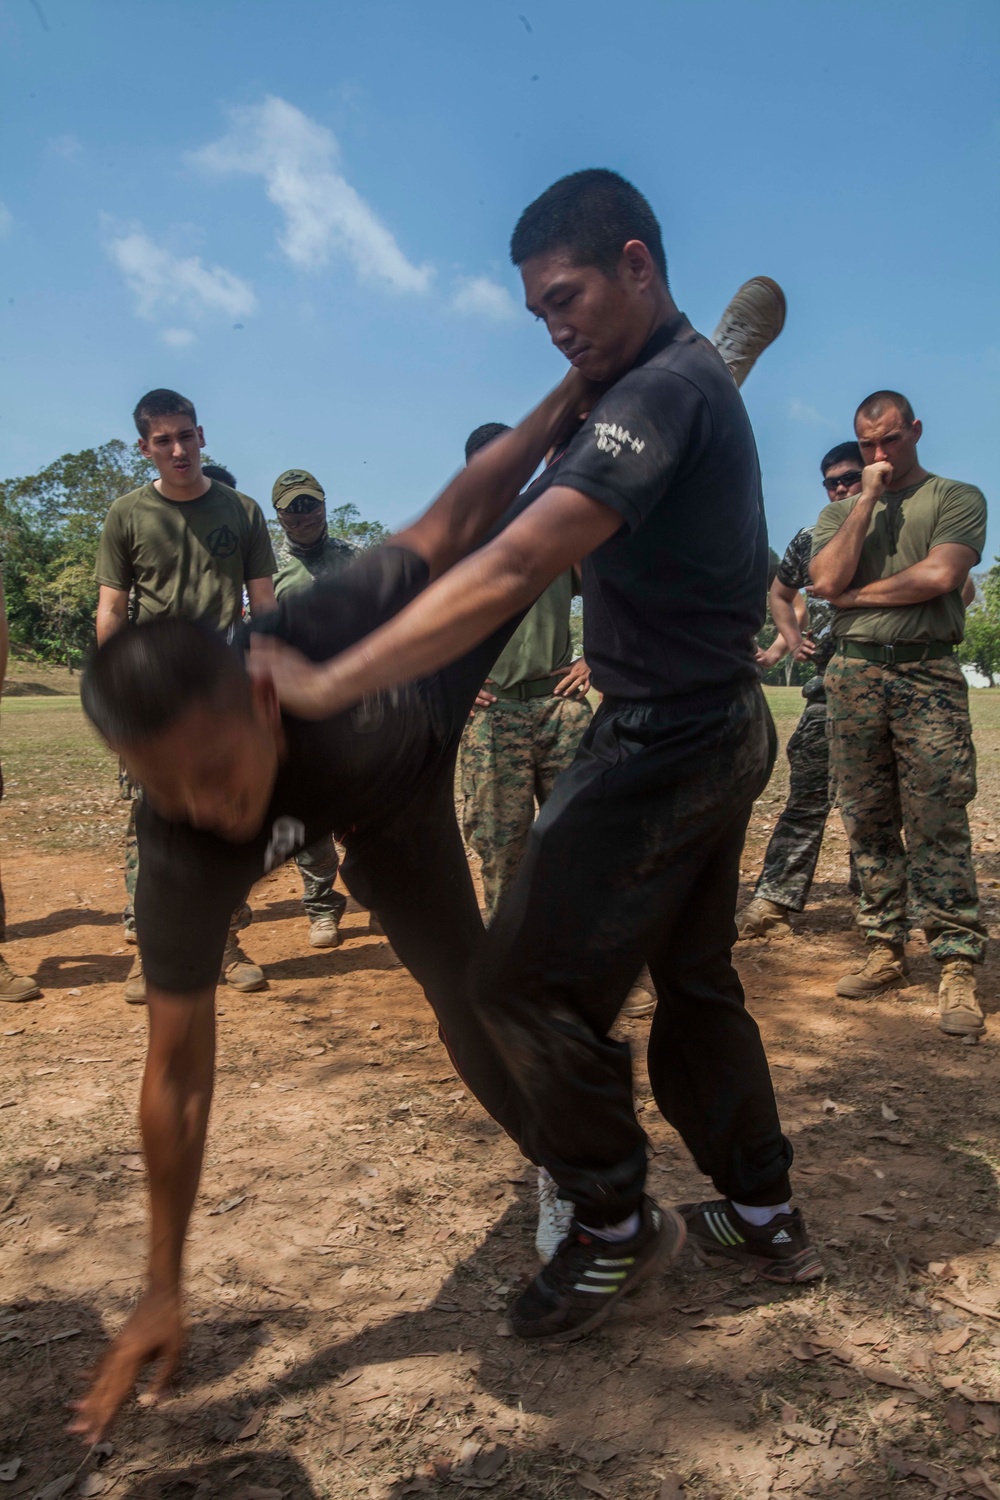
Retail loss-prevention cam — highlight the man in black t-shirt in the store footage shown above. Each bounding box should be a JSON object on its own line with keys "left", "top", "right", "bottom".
{"left": 71, "top": 369, "right": 592, "bottom": 1444}
{"left": 251, "top": 173, "right": 820, "bottom": 1343}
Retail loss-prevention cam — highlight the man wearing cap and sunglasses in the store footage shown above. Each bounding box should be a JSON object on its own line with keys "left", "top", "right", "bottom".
{"left": 738, "top": 442, "right": 863, "bottom": 939}
{"left": 272, "top": 469, "right": 365, "bottom": 950}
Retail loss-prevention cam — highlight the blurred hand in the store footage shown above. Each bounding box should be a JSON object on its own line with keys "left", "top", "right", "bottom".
{"left": 755, "top": 643, "right": 785, "bottom": 670}
{"left": 553, "top": 657, "right": 591, "bottom": 697}
{"left": 249, "top": 634, "right": 337, "bottom": 719}
{"left": 793, "top": 634, "right": 817, "bottom": 662}
{"left": 68, "top": 1288, "right": 184, "bottom": 1444}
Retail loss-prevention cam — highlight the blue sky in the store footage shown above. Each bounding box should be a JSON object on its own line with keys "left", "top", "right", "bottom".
{"left": 1, "top": 0, "right": 998, "bottom": 560}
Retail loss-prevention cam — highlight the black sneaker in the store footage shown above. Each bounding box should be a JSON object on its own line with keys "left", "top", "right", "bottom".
{"left": 508, "top": 1197, "right": 685, "bottom": 1342}
{"left": 678, "top": 1198, "right": 823, "bottom": 1284}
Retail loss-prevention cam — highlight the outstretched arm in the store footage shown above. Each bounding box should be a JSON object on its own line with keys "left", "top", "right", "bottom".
{"left": 251, "top": 484, "right": 622, "bottom": 719}
{"left": 391, "top": 368, "right": 595, "bottom": 579}
{"left": 69, "top": 985, "right": 216, "bottom": 1442}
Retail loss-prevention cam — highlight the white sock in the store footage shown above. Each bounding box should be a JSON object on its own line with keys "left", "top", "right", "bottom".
{"left": 578, "top": 1211, "right": 641, "bottom": 1242}
{"left": 732, "top": 1201, "right": 791, "bottom": 1227}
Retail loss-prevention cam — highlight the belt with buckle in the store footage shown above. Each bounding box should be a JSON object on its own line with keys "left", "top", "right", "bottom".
{"left": 489, "top": 674, "right": 563, "bottom": 701}
{"left": 837, "top": 640, "right": 954, "bottom": 665}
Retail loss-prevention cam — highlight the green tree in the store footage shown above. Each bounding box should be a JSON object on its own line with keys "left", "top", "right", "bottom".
{"left": 958, "top": 564, "right": 1000, "bottom": 684}
{"left": 0, "top": 440, "right": 154, "bottom": 667}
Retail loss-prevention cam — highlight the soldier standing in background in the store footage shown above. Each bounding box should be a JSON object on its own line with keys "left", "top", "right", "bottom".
{"left": 0, "top": 562, "right": 41, "bottom": 1001}
{"left": 737, "top": 442, "right": 863, "bottom": 938}
{"left": 271, "top": 468, "right": 356, "bottom": 948}
{"left": 810, "top": 390, "right": 987, "bottom": 1038}
{"left": 459, "top": 423, "right": 593, "bottom": 927}
{"left": 95, "top": 389, "right": 277, "bottom": 1003}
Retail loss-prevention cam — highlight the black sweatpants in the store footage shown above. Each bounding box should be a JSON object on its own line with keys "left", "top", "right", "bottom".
{"left": 470, "top": 680, "right": 794, "bottom": 1226}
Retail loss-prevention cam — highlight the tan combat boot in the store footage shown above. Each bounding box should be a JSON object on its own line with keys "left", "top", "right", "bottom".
{"left": 124, "top": 952, "right": 146, "bottom": 1005}
{"left": 309, "top": 915, "right": 342, "bottom": 949}
{"left": 938, "top": 958, "right": 985, "bottom": 1039}
{"left": 737, "top": 896, "right": 792, "bottom": 939}
{"left": 622, "top": 966, "right": 655, "bottom": 1018}
{"left": 221, "top": 934, "right": 265, "bottom": 992}
{"left": 836, "top": 941, "right": 908, "bottom": 998}
{"left": 0, "top": 953, "right": 41, "bottom": 1003}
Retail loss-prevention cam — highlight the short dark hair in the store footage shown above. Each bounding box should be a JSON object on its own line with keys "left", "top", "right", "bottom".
{"left": 854, "top": 390, "right": 916, "bottom": 429}
{"left": 465, "top": 423, "right": 511, "bottom": 464}
{"left": 820, "top": 441, "right": 863, "bottom": 474}
{"left": 82, "top": 618, "right": 249, "bottom": 748}
{"left": 202, "top": 464, "right": 237, "bottom": 487}
{"left": 133, "top": 388, "right": 198, "bottom": 439}
{"left": 510, "top": 169, "right": 668, "bottom": 284}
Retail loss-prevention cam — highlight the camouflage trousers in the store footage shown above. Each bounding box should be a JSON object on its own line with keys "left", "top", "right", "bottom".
{"left": 755, "top": 701, "right": 836, "bottom": 912}
{"left": 460, "top": 693, "right": 592, "bottom": 921}
{"left": 825, "top": 653, "right": 985, "bottom": 962}
{"left": 296, "top": 835, "right": 346, "bottom": 922}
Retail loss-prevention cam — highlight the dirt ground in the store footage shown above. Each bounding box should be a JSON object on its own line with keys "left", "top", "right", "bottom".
{"left": 2, "top": 687, "right": 1000, "bottom": 1500}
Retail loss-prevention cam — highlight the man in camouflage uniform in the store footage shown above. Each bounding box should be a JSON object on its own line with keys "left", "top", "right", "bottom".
{"left": 271, "top": 468, "right": 356, "bottom": 947}
{"left": 96, "top": 391, "right": 277, "bottom": 1003}
{"left": 738, "top": 443, "right": 863, "bottom": 938}
{"left": 459, "top": 424, "right": 592, "bottom": 922}
{"left": 810, "top": 390, "right": 987, "bottom": 1038}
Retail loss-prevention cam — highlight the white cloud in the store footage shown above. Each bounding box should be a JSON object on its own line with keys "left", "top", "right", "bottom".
{"left": 49, "top": 133, "right": 82, "bottom": 160}
{"left": 192, "top": 96, "right": 432, "bottom": 294}
{"left": 788, "top": 397, "right": 836, "bottom": 430}
{"left": 160, "top": 327, "right": 197, "bottom": 349}
{"left": 0, "top": 202, "right": 12, "bottom": 238}
{"left": 106, "top": 227, "right": 257, "bottom": 322}
{"left": 451, "top": 275, "right": 518, "bottom": 322}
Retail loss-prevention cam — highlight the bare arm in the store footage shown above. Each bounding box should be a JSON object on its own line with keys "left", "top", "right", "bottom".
{"left": 70, "top": 985, "right": 216, "bottom": 1442}
{"left": 96, "top": 585, "right": 130, "bottom": 645}
{"left": 962, "top": 575, "right": 976, "bottom": 607}
{"left": 827, "top": 544, "right": 979, "bottom": 610}
{"left": 809, "top": 462, "right": 891, "bottom": 597}
{"left": 0, "top": 572, "right": 8, "bottom": 692}
{"left": 245, "top": 575, "right": 277, "bottom": 618}
{"left": 251, "top": 484, "right": 622, "bottom": 719}
{"left": 393, "top": 369, "right": 594, "bottom": 579}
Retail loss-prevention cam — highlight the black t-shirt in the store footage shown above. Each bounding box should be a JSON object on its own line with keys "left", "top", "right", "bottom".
{"left": 523, "top": 313, "right": 768, "bottom": 699}
{"left": 135, "top": 547, "right": 449, "bottom": 994}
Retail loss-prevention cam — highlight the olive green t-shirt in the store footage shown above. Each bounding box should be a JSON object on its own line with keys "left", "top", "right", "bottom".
{"left": 273, "top": 535, "right": 356, "bottom": 601}
{"left": 810, "top": 473, "right": 986, "bottom": 644}
{"left": 95, "top": 480, "right": 277, "bottom": 630}
{"left": 487, "top": 570, "right": 576, "bottom": 690}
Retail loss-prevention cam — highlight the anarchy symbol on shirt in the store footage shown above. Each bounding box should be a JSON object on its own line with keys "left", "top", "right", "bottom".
{"left": 206, "top": 524, "right": 239, "bottom": 559}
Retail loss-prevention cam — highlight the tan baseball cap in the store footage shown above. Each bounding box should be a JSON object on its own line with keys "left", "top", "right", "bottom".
{"left": 272, "top": 468, "right": 325, "bottom": 510}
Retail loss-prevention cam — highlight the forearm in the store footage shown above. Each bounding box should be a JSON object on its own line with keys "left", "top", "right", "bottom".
{"left": 141, "top": 989, "right": 216, "bottom": 1291}
{"left": 96, "top": 600, "right": 128, "bottom": 645}
{"left": 769, "top": 594, "right": 802, "bottom": 655}
{"left": 396, "top": 372, "right": 587, "bottom": 576}
{"left": 841, "top": 559, "right": 966, "bottom": 608}
{"left": 311, "top": 544, "right": 546, "bottom": 715}
{"left": 810, "top": 497, "right": 878, "bottom": 596}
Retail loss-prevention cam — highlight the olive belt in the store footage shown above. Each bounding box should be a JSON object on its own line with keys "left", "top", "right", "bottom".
{"left": 837, "top": 639, "right": 954, "bottom": 665}
{"left": 489, "top": 675, "right": 562, "bottom": 701}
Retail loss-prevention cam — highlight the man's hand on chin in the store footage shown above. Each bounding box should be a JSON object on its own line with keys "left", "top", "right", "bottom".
{"left": 68, "top": 1286, "right": 185, "bottom": 1443}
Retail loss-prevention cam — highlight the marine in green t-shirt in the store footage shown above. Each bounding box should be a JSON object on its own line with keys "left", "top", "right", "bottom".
{"left": 809, "top": 389, "right": 987, "bottom": 1039}
{"left": 270, "top": 467, "right": 359, "bottom": 951}
{"left": 458, "top": 424, "right": 592, "bottom": 923}
{"left": 95, "top": 387, "right": 278, "bottom": 1004}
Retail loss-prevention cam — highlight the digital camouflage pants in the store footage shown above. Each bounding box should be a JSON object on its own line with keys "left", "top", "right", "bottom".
{"left": 295, "top": 835, "right": 347, "bottom": 922}
{"left": 460, "top": 693, "right": 592, "bottom": 921}
{"left": 754, "top": 699, "right": 858, "bottom": 911}
{"left": 824, "top": 653, "right": 985, "bottom": 962}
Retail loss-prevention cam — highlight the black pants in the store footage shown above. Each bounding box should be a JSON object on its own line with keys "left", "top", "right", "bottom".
{"left": 470, "top": 680, "right": 793, "bottom": 1225}
{"left": 340, "top": 616, "right": 535, "bottom": 1155}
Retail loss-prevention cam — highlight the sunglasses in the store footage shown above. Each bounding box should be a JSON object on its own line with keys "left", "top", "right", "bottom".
{"left": 822, "top": 470, "right": 863, "bottom": 492}
{"left": 283, "top": 496, "right": 324, "bottom": 515}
